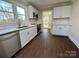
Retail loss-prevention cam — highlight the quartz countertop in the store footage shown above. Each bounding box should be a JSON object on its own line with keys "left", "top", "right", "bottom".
{"left": 0, "top": 25, "right": 36, "bottom": 36}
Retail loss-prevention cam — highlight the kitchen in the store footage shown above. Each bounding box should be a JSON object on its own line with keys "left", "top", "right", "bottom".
{"left": 0, "top": 0, "right": 79, "bottom": 58}
{"left": 0, "top": 0, "right": 41, "bottom": 58}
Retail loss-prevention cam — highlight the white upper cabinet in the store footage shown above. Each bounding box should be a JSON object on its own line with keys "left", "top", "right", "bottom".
{"left": 28, "top": 6, "right": 33, "bottom": 18}
{"left": 53, "top": 6, "right": 71, "bottom": 18}
{"left": 28, "top": 5, "right": 38, "bottom": 18}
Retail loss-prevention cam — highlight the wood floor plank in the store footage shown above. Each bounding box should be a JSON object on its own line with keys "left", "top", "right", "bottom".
{"left": 13, "top": 29, "right": 79, "bottom": 58}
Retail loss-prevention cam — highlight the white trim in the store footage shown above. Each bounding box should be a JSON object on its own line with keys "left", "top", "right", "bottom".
{"left": 68, "top": 35, "right": 79, "bottom": 48}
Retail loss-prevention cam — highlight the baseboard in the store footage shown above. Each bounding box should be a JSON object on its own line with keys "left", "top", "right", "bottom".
{"left": 68, "top": 35, "right": 79, "bottom": 48}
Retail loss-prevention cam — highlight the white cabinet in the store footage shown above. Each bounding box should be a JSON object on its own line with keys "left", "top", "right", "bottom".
{"left": 28, "top": 27, "right": 34, "bottom": 41}
{"left": 52, "top": 25, "right": 69, "bottom": 36}
{"left": 19, "top": 26, "right": 37, "bottom": 48}
{"left": 33, "top": 26, "right": 37, "bottom": 37}
{"left": 28, "top": 26, "right": 37, "bottom": 41}
{"left": 54, "top": 6, "right": 71, "bottom": 18}
{"left": 28, "top": 5, "right": 38, "bottom": 18}
{"left": 51, "top": 5, "right": 71, "bottom": 36}
{"left": 28, "top": 6, "right": 34, "bottom": 18}
{"left": 51, "top": 19, "right": 70, "bottom": 36}
{"left": 19, "top": 29, "right": 29, "bottom": 48}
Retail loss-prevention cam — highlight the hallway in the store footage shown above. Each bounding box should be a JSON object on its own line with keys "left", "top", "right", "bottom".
{"left": 13, "top": 29, "right": 79, "bottom": 58}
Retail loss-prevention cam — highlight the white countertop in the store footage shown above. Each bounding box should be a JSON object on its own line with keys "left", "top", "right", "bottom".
{"left": 0, "top": 25, "right": 36, "bottom": 36}
{"left": 0, "top": 28, "right": 19, "bottom": 36}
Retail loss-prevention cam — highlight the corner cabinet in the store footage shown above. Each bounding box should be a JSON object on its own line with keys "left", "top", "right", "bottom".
{"left": 19, "top": 25, "right": 37, "bottom": 48}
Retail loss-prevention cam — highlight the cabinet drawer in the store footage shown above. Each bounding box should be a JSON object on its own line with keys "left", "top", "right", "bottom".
{"left": 52, "top": 25, "right": 69, "bottom": 36}
{"left": 53, "top": 25, "right": 69, "bottom": 31}
{"left": 53, "top": 29, "right": 68, "bottom": 36}
{"left": 53, "top": 20, "right": 69, "bottom": 24}
{"left": 57, "top": 26, "right": 69, "bottom": 31}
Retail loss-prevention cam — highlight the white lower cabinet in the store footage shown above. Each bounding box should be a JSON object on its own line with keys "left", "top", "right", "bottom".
{"left": 32, "top": 26, "right": 37, "bottom": 38}
{"left": 19, "top": 26, "right": 37, "bottom": 48}
{"left": 19, "top": 29, "right": 28, "bottom": 48}
{"left": 51, "top": 25, "right": 69, "bottom": 36}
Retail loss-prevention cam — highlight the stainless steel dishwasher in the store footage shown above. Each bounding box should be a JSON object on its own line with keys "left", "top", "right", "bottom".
{"left": 0, "top": 31, "right": 21, "bottom": 58}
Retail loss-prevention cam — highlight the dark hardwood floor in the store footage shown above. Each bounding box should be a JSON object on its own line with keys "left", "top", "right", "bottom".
{"left": 13, "top": 29, "right": 79, "bottom": 58}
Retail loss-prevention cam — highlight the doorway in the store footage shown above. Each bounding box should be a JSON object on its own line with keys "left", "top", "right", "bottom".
{"left": 42, "top": 11, "right": 52, "bottom": 29}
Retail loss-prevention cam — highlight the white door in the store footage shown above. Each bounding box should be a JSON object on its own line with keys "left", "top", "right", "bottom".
{"left": 42, "top": 11, "right": 52, "bottom": 29}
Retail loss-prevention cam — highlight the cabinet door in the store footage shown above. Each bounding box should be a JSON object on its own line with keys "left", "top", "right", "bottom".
{"left": 28, "top": 28, "right": 31, "bottom": 41}
{"left": 28, "top": 6, "right": 33, "bottom": 18}
{"left": 53, "top": 29, "right": 68, "bottom": 36}
{"left": 33, "top": 26, "right": 37, "bottom": 37}
{"left": 52, "top": 25, "right": 69, "bottom": 36}
{"left": 19, "top": 26, "right": 37, "bottom": 48}
{"left": 28, "top": 27, "right": 34, "bottom": 40}
{"left": 54, "top": 7, "right": 61, "bottom": 18}
{"left": 61, "top": 6, "right": 71, "bottom": 17}
{"left": 33, "top": 26, "right": 37, "bottom": 38}
{"left": 28, "top": 26, "right": 37, "bottom": 41}
{"left": 28, "top": 5, "right": 38, "bottom": 18}
{"left": 19, "top": 29, "right": 28, "bottom": 48}
{"left": 34, "top": 8, "right": 38, "bottom": 14}
{"left": 54, "top": 6, "right": 71, "bottom": 18}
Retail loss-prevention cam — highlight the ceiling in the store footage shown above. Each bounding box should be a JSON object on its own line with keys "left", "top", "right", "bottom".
{"left": 16, "top": 0, "right": 72, "bottom": 10}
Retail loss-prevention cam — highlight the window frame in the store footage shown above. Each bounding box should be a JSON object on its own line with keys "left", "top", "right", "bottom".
{"left": 0, "top": 0, "right": 27, "bottom": 27}
{"left": 0, "top": 0, "right": 16, "bottom": 26}
{"left": 16, "top": 6, "right": 26, "bottom": 26}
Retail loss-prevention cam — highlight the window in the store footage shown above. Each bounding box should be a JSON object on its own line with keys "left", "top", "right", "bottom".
{"left": 0, "top": 0, "right": 13, "bottom": 12}
{"left": 0, "top": 0, "right": 15, "bottom": 25}
{"left": 17, "top": 6, "right": 25, "bottom": 26}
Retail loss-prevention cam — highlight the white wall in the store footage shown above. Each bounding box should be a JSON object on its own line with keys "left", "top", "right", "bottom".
{"left": 69, "top": 0, "right": 79, "bottom": 48}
